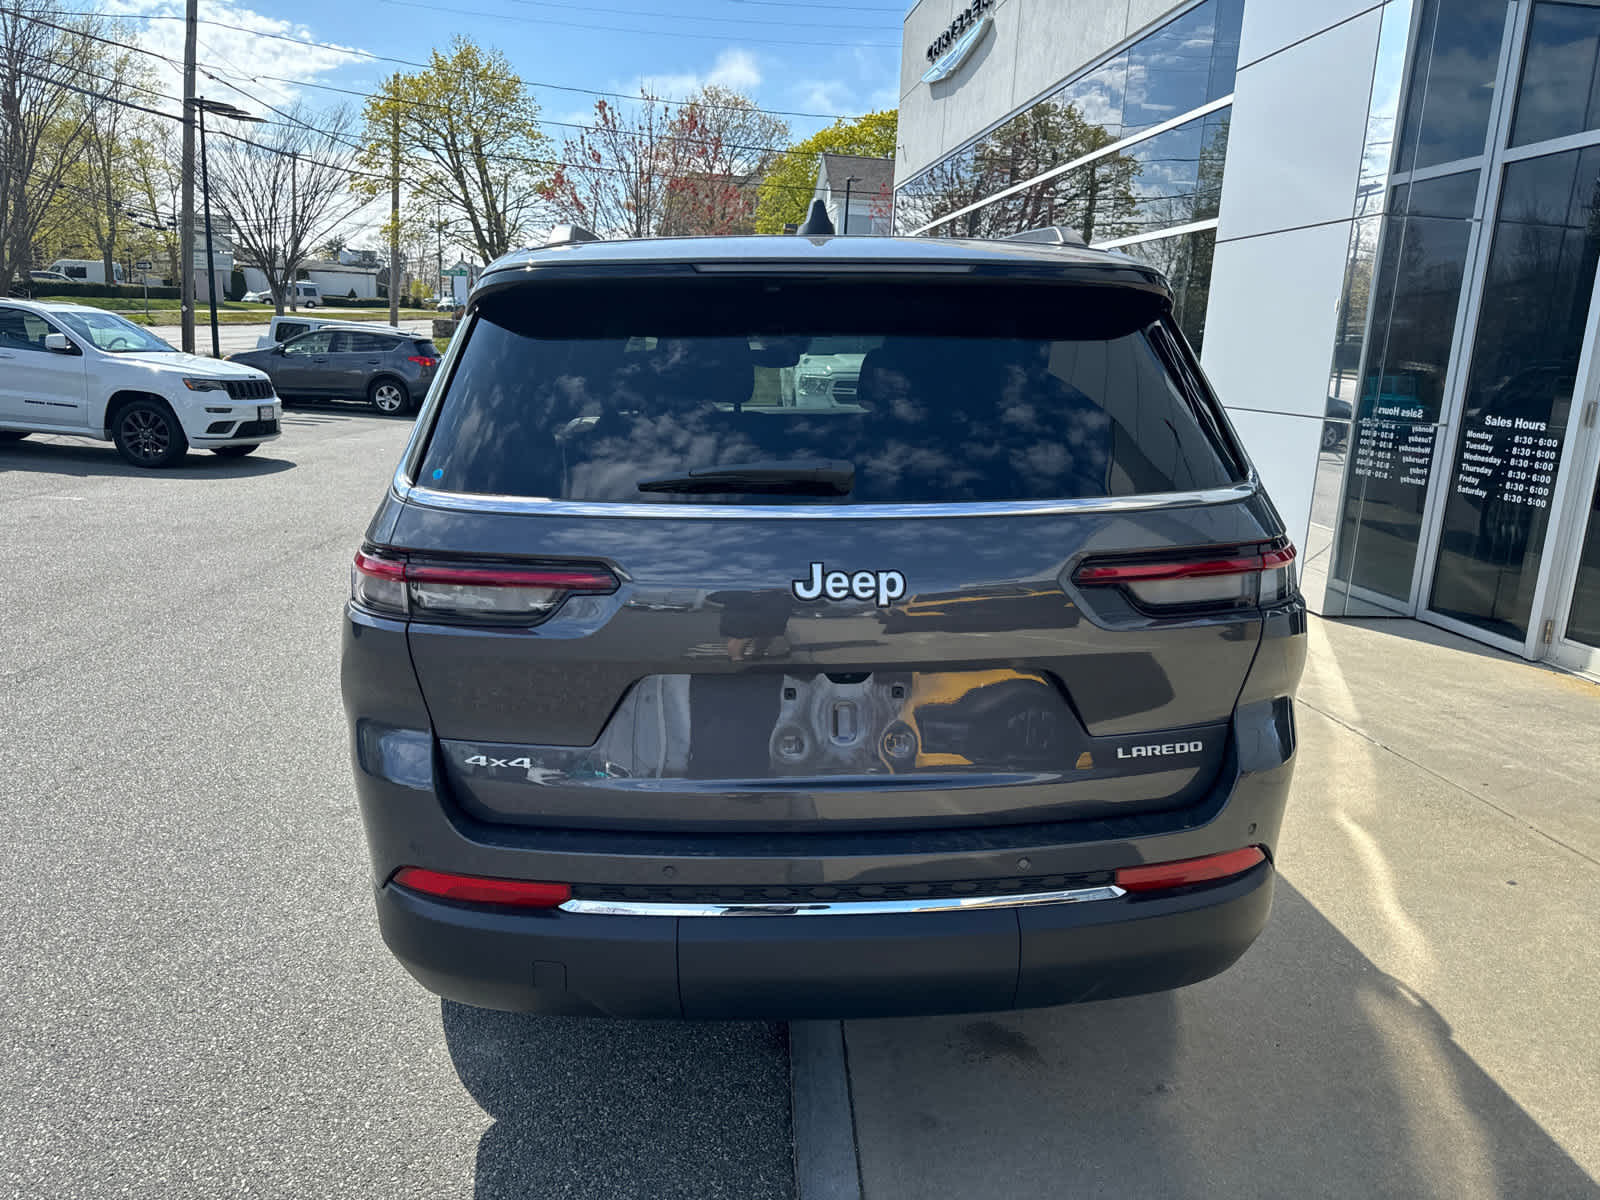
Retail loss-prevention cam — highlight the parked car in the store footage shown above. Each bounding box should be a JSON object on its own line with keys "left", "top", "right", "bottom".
{"left": 0, "top": 298, "right": 279, "bottom": 467}
{"left": 230, "top": 326, "right": 438, "bottom": 414}
{"left": 341, "top": 229, "right": 1306, "bottom": 1020}
{"left": 29, "top": 269, "right": 75, "bottom": 284}
{"left": 242, "top": 289, "right": 273, "bottom": 303}
{"left": 254, "top": 314, "right": 393, "bottom": 349}
{"left": 435, "top": 296, "right": 463, "bottom": 312}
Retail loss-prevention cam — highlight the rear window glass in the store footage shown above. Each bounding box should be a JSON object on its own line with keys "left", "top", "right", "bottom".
{"left": 417, "top": 280, "right": 1241, "bottom": 505}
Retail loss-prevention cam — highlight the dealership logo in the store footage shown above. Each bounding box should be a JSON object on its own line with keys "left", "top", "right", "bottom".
{"left": 923, "top": 0, "right": 994, "bottom": 83}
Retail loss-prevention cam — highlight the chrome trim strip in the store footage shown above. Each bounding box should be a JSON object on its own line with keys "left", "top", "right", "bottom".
{"left": 389, "top": 474, "right": 1258, "bottom": 520}
{"left": 557, "top": 884, "right": 1125, "bottom": 917}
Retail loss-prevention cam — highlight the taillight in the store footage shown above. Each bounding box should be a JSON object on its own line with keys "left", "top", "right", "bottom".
{"left": 1071, "top": 541, "right": 1296, "bottom": 612}
{"left": 1115, "top": 846, "right": 1266, "bottom": 893}
{"left": 351, "top": 549, "right": 617, "bottom": 624}
{"left": 391, "top": 867, "right": 571, "bottom": 909}
{"left": 407, "top": 355, "right": 437, "bottom": 367}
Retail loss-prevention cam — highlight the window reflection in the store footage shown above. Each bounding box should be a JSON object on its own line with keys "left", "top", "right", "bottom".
{"left": 1430, "top": 146, "right": 1600, "bottom": 639}
{"left": 1511, "top": 1, "right": 1600, "bottom": 147}
{"left": 1332, "top": 172, "right": 1476, "bottom": 606}
{"left": 1395, "top": 0, "right": 1509, "bottom": 171}
{"left": 896, "top": 0, "right": 1240, "bottom": 237}
{"left": 1112, "top": 228, "right": 1217, "bottom": 351}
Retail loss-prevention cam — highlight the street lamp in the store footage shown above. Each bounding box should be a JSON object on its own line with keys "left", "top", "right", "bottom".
{"left": 842, "top": 174, "right": 860, "bottom": 236}
{"left": 190, "top": 97, "right": 264, "bottom": 358}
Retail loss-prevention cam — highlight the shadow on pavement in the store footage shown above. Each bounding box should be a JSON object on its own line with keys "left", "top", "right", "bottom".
{"left": 845, "top": 881, "right": 1599, "bottom": 1200}
{"left": 442, "top": 1002, "right": 794, "bottom": 1200}
{"left": 0, "top": 439, "right": 296, "bottom": 479}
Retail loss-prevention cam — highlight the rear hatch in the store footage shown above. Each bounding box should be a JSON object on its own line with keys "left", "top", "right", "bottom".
{"left": 366, "top": 265, "right": 1292, "bottom": 833}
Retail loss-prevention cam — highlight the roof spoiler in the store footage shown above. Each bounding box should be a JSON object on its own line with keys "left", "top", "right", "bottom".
{"left": 1001, "top": 225, "right": 1087, "bottom": 247}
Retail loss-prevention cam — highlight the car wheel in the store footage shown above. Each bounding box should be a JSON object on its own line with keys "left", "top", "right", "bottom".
{"left": 0, "top": 431, "right": 28, "bottom": 442}
{"left": 112, "top": 399, "right": 188, "bottom": 468}
{"left": 1322, "top": 423, "right": 1341, "bottom": 451}
{"left": 368, "top": 378, "right": 410, "bottom": 415}
{"left": 211, "top": 443, "right": 259, "bottom": 458}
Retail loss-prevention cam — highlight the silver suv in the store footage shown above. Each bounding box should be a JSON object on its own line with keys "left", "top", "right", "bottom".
{"left": 341, "top": 232, "right": 1306, "bottom": 1019}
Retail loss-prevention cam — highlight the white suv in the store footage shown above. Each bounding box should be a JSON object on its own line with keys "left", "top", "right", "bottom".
{"left": 0, "top": 299, "right": 281, "bottom": 468}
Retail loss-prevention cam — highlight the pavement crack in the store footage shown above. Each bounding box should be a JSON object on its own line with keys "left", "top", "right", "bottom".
{"left": 1296, "top": 697, "right": 1600, "bottom": 870}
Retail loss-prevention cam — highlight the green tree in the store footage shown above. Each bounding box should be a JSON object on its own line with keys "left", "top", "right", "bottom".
{"left": 358, "top": 38, "right": 551, "bottom": 263}
{"left": 754, "top": 110, "right": 897, "bottom": 234}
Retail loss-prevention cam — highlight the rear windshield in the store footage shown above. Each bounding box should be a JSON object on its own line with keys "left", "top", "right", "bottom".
{"left": 417, "top": 279, "right": 1241, "bottom": 505}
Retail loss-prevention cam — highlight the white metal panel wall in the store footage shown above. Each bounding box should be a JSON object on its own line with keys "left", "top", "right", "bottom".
{"left": 1201, "top": 2, "right": 1390, "bottom": 564}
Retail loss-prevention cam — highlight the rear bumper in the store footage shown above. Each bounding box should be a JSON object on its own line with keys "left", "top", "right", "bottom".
{"left": 375, "top": 861, "right": 1274, "bottom": 1019}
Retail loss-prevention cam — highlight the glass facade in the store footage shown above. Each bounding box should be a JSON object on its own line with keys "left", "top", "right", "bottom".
{"left": 894, "top": 0, "right": 1242, "bottom": 349}
{"left": 1326, "top": 0, "right": 1600, "bottom": 663}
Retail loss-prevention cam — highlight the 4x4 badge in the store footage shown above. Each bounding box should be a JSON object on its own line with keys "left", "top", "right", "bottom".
{"left": 793, "top": 562, "right": 907, "bottom": 607}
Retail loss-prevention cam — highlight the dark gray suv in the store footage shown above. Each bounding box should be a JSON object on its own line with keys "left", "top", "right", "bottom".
{"left": 341, "top": 233, "right": 1306, "bottom": 1019}
{"left": 231, "top": 327, "right": 438, "bottom": 414}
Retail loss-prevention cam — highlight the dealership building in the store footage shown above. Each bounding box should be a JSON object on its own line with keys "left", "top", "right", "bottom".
{"left": 895, "top": 0, "right": 1600, "bottom": 674}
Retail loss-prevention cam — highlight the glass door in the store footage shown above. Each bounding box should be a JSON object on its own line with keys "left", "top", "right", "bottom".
{"left": 1419, "top": 0, "right": 1600, "bottom": 656}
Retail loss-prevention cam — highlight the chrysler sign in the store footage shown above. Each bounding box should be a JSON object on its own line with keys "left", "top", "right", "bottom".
{"left": 923, "top": 0, "right": 994, "bottom": 83}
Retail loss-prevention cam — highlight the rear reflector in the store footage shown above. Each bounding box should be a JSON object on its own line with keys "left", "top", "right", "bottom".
{"left": 1072, "top": 542, "right": 1296, "bottom": 611}
{"left": 351, "top": 549, "right": 617, "bottom": 623}
{"left": 391, "top": 867, "right": 571, "bottom": 909}
{"left": 1114, "top": 847, "right": 1266, "bottom": 893}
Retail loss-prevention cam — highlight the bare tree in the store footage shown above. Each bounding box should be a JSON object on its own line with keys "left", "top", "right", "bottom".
{"left": 0, "top": 0, "right": 99, "bottom": 290}
{"left": 659, "top": 86, "right": 788, "bottom": 237}
{"left": 78, "top": 39, "right": 150, "bottom": 285}
{"left": 210, "top": 104, "right": 360, "bottom": 314}
{"left": 544, "top": 92, "right": 679, "bottom": 239}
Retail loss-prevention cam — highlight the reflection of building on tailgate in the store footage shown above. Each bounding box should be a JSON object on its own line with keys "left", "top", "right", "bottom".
{"left": 896, "top": 0, "right": 1600, "bottom": 670}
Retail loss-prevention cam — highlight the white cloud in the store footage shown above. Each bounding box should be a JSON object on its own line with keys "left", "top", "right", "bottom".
{"left": 99, "top": 0, "right": 370, "bottom": 115}
{"left": 708, "top": 49, "right": 761, "bottom": 91}
{"left": 625, "top": 46, "right": 764, "bottom": 103}
{"left": 795, "top": 79, "right": 849, "bottom": 113}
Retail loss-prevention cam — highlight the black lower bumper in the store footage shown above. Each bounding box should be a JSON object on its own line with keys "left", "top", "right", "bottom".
{"left": 375, "top": 861, "right": 1274, "bottom": 1019}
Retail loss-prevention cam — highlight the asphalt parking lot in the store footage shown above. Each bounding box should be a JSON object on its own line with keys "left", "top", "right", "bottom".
{"left": 0, "top": 414, "right": 792, "bottom": 1200}
{"left": 2, "top": 413, "right": 1597, "bottom": 1199}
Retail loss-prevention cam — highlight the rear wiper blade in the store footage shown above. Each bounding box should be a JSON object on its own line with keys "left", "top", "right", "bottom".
{"left": 637, "top": 459, "right": 854, "bottom": 496}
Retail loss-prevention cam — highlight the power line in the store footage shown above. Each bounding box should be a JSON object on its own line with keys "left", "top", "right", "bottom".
{"left": 9, "top": 12, "right": 852, "bottom": 165}
{"left": 376, "top": 0, "right": 897, "bottom": 48}
{"left": 28, "top": 6, "right": 879, "bottom": 120}
{"left": 495, "top": 0, "right": 897, "bottom": 31}
{"left": 731, "top": 0, "right": 903, "bottom": 10}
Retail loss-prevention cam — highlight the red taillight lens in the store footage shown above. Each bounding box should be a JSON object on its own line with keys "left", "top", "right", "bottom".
{"left": 351, "top": 549, "right": 618, "bottom": 623}
{"left": 1114, "top": 847, "right": 1266, "bottom": 893}
{"left": 1072, "top": 541, "right": 1296, "bottom": 611}
{"left": 392, "top": 867, "right": 571, "bottom": 909}
{"left": 407, "top": 355, "right": 437, "bottom": 367}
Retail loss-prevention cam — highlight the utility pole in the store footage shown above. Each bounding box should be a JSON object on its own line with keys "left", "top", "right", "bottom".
{"left": 436, "top": 201, "right": 443, "bottom": 303}
{"left": 842, "top": 174, "right": 860, "bottom": 236}
{"left": 389, "top": 92, "right": 400, "bottom": 327}
{"left": 179, "top": 0, "right": 198, "bottom": 352}
{"left": 198, "top": 99, "right": 216, "bottom": 358}
{"left": 288, "top": 152, "right": 298, "bottom": 312}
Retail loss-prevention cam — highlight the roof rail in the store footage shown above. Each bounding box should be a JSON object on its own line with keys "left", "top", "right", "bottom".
{"left": 1001, "top": 225, "right": 1087, "bottom": 247}
{"left": 544, "top": 224, "right": 601, "bottom": 247}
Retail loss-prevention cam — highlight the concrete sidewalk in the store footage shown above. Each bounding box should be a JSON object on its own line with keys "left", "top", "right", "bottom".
{"left": 843, "top": 618, "right": 1600, "bottom": 1199}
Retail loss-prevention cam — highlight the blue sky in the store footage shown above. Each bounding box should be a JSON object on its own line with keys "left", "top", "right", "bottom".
{"left": 103, "top": 0, "right": 906, "bottom": 143}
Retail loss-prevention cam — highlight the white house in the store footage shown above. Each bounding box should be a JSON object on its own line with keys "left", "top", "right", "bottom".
{"left": 812, "top": 154, "right": 894, "bottom": 236}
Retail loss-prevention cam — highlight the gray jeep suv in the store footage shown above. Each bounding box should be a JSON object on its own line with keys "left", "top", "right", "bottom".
{"left": 341, "top": 232, "right": 1306, "bottom": 1019}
